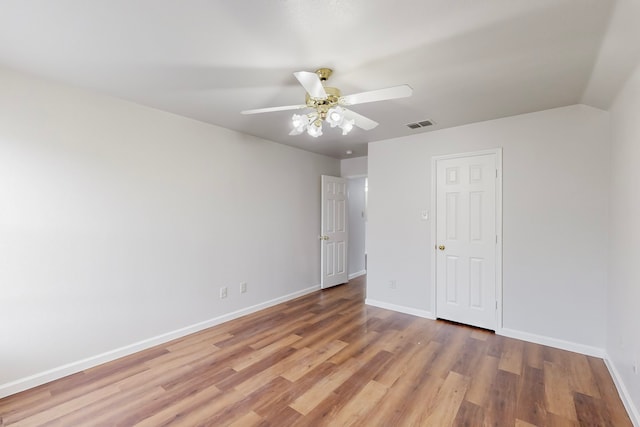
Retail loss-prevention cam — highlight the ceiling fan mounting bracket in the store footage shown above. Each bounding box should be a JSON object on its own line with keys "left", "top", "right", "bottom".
{"left": 315, "top": 68, "right": 333, "bottom": 82}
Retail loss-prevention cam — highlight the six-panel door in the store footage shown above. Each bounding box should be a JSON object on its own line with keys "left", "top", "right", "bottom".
{"left": 321, "top": 175, "right": 348, "bottom": 288}
{"left": 436, "top": 154, "right": 497, "bottom": 330}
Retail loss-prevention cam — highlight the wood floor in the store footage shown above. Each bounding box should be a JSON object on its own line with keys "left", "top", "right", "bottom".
{"left": 0, "top": 276, "right": 632, "bottom": 426}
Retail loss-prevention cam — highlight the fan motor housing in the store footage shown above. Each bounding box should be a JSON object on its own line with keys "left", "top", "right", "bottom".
{"left": 306, "top": 87, "right": 341, "bottom": 118}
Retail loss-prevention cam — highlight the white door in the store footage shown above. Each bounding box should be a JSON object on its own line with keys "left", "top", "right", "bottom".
{"left": 435, "top": 153, "right": 498, "bottom": 330}
{"left": 321, "top": 175, "right": 348, "bottom": 288}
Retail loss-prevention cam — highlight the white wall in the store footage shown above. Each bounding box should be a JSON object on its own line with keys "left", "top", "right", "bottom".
{"left": 607, "top": 61, "right": 640, "bottom": 422}
{"left": 0, "top": 68, "right": 339, "bottom": 395}
{"left": 367, "top": 105, "right": 609, "bottom": 350}
{"left": 591, "top": 0, "right": 640, "bottom": 421}
{"left": 340, "top": 156, "right": 367, "bottom": 178}
{"left": 347, "top": 177, "right": 367, "bottom": 277}
{"left": 581, "top": 0, "right": 640, "bottom": 110}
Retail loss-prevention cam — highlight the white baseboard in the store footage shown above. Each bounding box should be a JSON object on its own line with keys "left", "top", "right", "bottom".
{"left": 0, "top": 284, "right": 321, "bottom": 399}
{"left": 348, "top": 270, "right": 366, "bottom": 280}
{"left": 604, "top": 354, "right": 640, "bottom": 427}
{"left": 498, "top": 327, "right": 605, "bottom": 358}
{"left": 365, "top": 298, "right": 435, "bottom": 319}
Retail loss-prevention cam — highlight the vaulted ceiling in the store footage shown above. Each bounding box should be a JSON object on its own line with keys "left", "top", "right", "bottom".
{"left": 0, "top": 0, "right": 620, "bottom": 158}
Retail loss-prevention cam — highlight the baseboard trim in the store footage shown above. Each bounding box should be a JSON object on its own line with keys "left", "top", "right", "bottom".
{"left": 498, "top": 327, "right": 605, "bottom": 358}
{"left": 604, "top": 354, "right": 640, "bottom": 427}
{"left": 365, "top": 299, "right": 435, "bottom": 320}
{"left": 0, "top": 284, "right": 321, "bottom": 399}
{"left": 348, "top": 270, "right": 366, "bottom": 280}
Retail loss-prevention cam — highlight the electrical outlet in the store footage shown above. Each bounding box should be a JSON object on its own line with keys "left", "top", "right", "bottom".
{"left": 389, "top": 280, "right": 397, "bottom": 289}
{"left": 240, "top": 282, "right": 247, "bottom": 293}
{"left": 219, "top": 286, "right": 228, "bottom": 299}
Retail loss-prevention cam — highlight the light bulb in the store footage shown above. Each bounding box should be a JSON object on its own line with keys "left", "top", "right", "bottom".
{"left": 307, "top": 121, "right": 323, "bottom": 138}
{"left": 292, "top": 114, "right": 303, "bottom": 127}
{"left": 292, "top": 113, "right": 308, "bottom": 129}
{"left": 291, "top": 113, "right": 311, "bottom": 135}
{"left": 326, "top": 107, "right": 344, "bottom": 128}
{"left": 340, "top": 118, "right": 354, "bottom": 135}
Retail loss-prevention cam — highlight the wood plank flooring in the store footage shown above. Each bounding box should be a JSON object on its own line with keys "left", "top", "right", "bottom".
{"left": 0, "top": 275, "right": 632, "bottom": 426}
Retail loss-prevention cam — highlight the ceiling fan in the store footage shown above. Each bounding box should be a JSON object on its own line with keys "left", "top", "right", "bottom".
{"left": 241, "top": 68, "right": 413, "bottom": 138}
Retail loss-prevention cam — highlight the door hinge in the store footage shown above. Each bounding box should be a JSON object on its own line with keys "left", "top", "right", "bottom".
{"left": 495, "top": 169, "right": 498, "bottom": 178}
{"left": 495, "top": 235, "right": 498, "bottom": 244}
{"left": 495, "top": 300, "right": 498, "bottom": 310}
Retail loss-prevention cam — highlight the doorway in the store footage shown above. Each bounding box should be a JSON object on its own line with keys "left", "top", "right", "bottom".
{"left": 347, "top": 177, "right": 367, "bottom": 279}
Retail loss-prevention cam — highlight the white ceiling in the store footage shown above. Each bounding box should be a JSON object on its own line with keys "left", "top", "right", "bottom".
{"left": 0, "top": 0, "right": 617, "bottom": 159}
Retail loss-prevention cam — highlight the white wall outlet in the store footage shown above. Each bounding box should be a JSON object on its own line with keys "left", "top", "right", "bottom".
{"left": 389, "top": 280, "right": 397, "bottom": 289}
{"left": 240, "top": 282, "right": 247, "bottom": 293}
{"left": 219, "top": 286, "right": 228, "bottom": 299}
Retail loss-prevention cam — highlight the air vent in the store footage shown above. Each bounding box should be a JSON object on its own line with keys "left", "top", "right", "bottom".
{"left": 406, "top": 119, "right": 434, "bottom": 129}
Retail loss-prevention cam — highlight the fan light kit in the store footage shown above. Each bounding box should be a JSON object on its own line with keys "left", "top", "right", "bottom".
{"left": 241, "top": 68, "right": 413, "bottom": 138}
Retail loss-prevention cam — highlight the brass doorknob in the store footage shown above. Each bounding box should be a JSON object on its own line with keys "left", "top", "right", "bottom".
{"left": 438, "top": 245, "right": 445, "bottom": 250}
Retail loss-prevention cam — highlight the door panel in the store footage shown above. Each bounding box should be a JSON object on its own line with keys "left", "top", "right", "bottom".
{"left": 436, "top": 153, "right": 497, "bottom": 330}
{"left": 469, "top": 258, "right": 483, "bottom": 308}
{"left": 321, "top": 176, "right": 348, "bottom": 288}
{"left": 446, "top": 255, "right": 459, "bottom": 303}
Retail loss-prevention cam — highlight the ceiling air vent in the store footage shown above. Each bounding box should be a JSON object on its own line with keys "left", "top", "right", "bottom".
{"left": 406, "top": 119, "right": 434, "bottom": 129}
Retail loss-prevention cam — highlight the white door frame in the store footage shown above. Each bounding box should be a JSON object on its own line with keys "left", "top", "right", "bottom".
{"left": 430, "top": 148, "right": 503, "bottom": 331}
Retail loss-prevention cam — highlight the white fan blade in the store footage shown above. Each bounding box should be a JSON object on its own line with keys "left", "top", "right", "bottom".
{"left": 343, "top": 108, "right": 379, "bottom": 130}
{"left": 241, "top": 104, "right": 307, "bottom": 115}
{"left": 293, "top": 71, "right": 328, "bottom": 99}
{"left": 340, "top": 84, "right": 413, "bottom": 106}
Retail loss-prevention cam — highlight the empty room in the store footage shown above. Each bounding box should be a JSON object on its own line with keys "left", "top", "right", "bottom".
{"left": 1, "top": 1, "right": 639, "bottom": 426}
